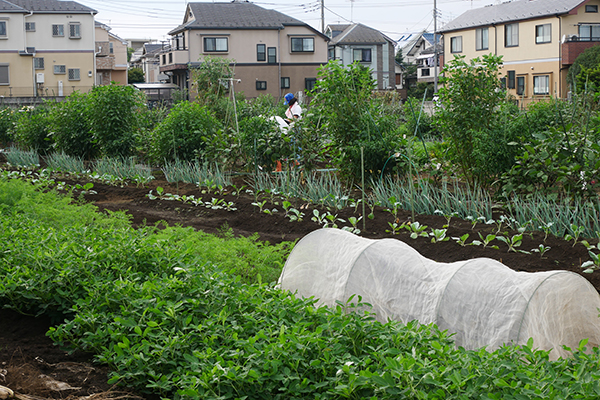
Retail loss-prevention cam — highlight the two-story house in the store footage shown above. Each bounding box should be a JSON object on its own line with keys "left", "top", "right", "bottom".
{"left": 95, "top": 21, "right": 128, "bottom": 86}
{"left": 130, "top": 42, "right": 165, "bottom": 83}
{"left": 397, "top": 30, "right": 442, "bottom": 88}
{"left": 0, "top": 0, "right": 97, "bottom": 98}
{"left": 325, "top": 23, "right": 396, "bottom": 90}
{"left": 439, "top": 0, "right": 600, "bottom": 107}
{"left": 160, "top": 1, "right": 329, "bottom": 99}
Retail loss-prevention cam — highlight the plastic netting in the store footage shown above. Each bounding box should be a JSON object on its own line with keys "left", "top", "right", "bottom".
{"left": 278, "top": 228, "right": 600, "bottom": 359}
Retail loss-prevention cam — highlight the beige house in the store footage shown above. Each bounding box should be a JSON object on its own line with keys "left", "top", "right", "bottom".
{"left": 160, "top": 1, "right": 329, "bottom": 99}
{"left": 439, "top": 0, "right": 600, "bottom": 108}
{"left": 0, "top": 0, "right": 96, "bottom": 98}
{"left": 95, "top": 21, "right": 128, "bottom": 86}
{"left": 131, "top": 42, "right": 165, "bottom": 83}
{"left": 325, "top": 23, "right": 396, "bottom": 90}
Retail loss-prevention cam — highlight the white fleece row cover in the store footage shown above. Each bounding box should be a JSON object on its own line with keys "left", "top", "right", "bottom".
{"left": 278, "top": 228, "right": 600, "bottom": 359}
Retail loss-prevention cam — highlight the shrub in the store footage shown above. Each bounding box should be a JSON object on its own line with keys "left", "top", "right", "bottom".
{"left": 12, "top": 105, "right": 53, "bottom": 154}
{"left": 49, "top": 92, "right": 97, "bottom": 159}
{"left": 151, "top": 101, "right": 222, "bottom": 162}
{"left": 310, "top": 60, "right": 404, "bottom": 181}
{"left": 435, "top": 54, "right": 508, "bottom": 185}
{"left": 88, "top": 84, "right": 146, "bottom": 158}
{"left": 239, "top": 116, "right": 291, "bottom": 170}
{"left": 0, "top": 107, "right": 16, "bottom": 146}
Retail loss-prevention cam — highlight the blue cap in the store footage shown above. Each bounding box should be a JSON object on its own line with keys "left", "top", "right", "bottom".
{"left": 284, "top": 93, "right": 294, "bottom": 105}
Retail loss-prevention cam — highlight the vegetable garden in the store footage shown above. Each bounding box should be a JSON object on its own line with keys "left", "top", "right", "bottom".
{"left": 2, "top": 53, "right": 600, "bottom": 399}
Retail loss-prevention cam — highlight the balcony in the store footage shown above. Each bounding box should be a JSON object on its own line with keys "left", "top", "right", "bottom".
{"left": 159, "top": 49, "right": 190, "bottom": 72}
{"left": 562, "top": 36, "right": 600, "bottom": 66}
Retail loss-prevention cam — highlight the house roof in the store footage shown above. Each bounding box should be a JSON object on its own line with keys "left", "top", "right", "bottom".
{"left": 327, "top": 23, "right": 396, "bottom": 46}
{"left": 143, "top": 43, "right": 164, "bottom": 56}
{"left": 0, "top": 0, "right": 96, "bottom": 13}
{"left": 439, "top": 0, "right": 586, "bottom": 33}
{"left": 169, "top": 1, "right": 327, "bottom": 39}
{"left": 398, "top": 30, "right": 435, "bottom": 54}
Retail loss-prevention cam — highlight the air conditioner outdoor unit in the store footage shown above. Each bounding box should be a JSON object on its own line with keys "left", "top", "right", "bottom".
{"left": 571, "top": 34, "right": 579, "bottom": 41}
{"left": 36, "top": 73, "right": 44, "bottom": 83}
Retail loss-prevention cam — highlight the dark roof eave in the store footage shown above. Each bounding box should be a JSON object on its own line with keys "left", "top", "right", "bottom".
{"left": 168, "top": 24, "right": 329, "bottom": 41}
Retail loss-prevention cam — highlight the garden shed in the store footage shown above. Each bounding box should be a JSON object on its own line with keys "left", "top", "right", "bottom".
{"left": 278, "top": 228, "right": 600, "bottom": 359}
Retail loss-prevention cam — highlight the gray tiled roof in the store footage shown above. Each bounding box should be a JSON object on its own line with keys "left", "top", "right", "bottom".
{"left": 0, "top": 0, "right": 26, "bottom": 12}
{"left": 328, "top": 23, "right": 395, "bottom": 45}
{"left": 439, "top": 0, "right": 586, "bottom": 33}
{"left": 1, "top": 0, "right": 96, "bottom": 13}
{"left": 169, "top": 2, "right": 324, "bottom": 37}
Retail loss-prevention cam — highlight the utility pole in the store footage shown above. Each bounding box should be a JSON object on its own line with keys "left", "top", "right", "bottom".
{"left": 321, "top": 0, "right": 325, "bottom": 33}
{"left": 433, "top": 0, "right": 438, "bottom": 93}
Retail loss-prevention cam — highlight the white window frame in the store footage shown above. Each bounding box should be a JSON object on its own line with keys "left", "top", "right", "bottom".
{"left": 353, "top": 48, "right": 372, "bottom": 62}
{"left": 476, "top": 28, "right": 488, "bottom": 51}
{"left": 505, "top": 23, "right": 519, "bottom": 47}
{"left": 450, "top": 36, "right": 462, "bottom": 53}
{"left": 68, "top": 68, "right": 80, "bottom": 81}
{"left": 52, "top": 24, "right": 64, "bottom": 37}
{"left": 34, "top": 57, "right": 44, "bottom": 70}
{"left": 291, "top": 37, "right": 314, "bottom": 53}
{"left": 203, "top": 37, "right": 228, "bottom": 52}
{"left": 0, "top": 64, "right": 9, "bottom": 85}
{"left": 533, "top": 75, "right": 549, "bottom": 95}
{"left": 69, "top": 22, "right": 81, "bottom": 39}
{"left": 579, "top": 24, "right": 600, "bottom": 41}
{"left": 54, "top": 65, "right": 66, "bottom": 75}
{"left": 535, "top": 24, "right": 551, "bottom": 44}
{"left": 25, "top": 22, "right": 35, "bottom": 32}
{"left": 0, "top": 20, "right": 7, "bottom": 39}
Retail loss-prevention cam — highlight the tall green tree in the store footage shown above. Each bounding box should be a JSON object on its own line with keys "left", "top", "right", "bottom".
{"left": 128, "top": 67, "right": 145, "bottom": 83}
{"left": 567, "top": 45, "right": 600, "bottom": 91}
{"left": 435, "top": 54, "right": 508, "bottom": 184}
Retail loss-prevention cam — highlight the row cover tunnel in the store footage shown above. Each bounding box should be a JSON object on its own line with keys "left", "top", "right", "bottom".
{"left": 278, "top": 229, "right": 600, "bottom": 359}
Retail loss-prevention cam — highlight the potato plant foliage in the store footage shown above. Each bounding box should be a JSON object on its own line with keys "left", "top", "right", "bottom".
{"left": 1, "top": 178, "right": 600, "bottom": 399}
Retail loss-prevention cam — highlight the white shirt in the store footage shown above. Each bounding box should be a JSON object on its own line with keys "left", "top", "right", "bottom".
{"left": 285, "top": 103, "right": 302, "bottom": 120}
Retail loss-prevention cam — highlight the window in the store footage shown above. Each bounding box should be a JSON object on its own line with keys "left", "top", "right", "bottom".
{"left": 507, "top": 70, "right": 515, "bottom": 89}
{"left": 476, "top": 27, "right": 488, "bottom": 50}
{"left": 450, "top": 36, "right": 462, "bottom": 53}
{"left": 328, "top": 48, "right": 335, "bottom": 59}
{"left": 536, "top": 24, "right": 551, "bottom": 44}
{"left": 25, "top": 22, "right": 35, "bottom": 32}
{"left": 516, "top": 76, "right": 525, "bottom": 95}
{"left": 505, "top": 23, "right": 519, "bottom": 47}
{"left": 52, "top": 24, "right": 64, "bottom": 37}
{"left": 579, "top": 24, "right": 600, "bottom": 41}
{"left": 68, "top": 68, "right": 80, "bottom": 81}
{"left": 168, "top": 53, "right": 173, "bottom": 63}
{"left": 500, "top": 77, "right": 507, "bottom": 90}
{"left": 162, "top": 54, "right": 166, "bottom": 64}
{"left": 533, "top": 75, "right": 549, "bottom": 95}
{"left": 586, "top": 5, "right": 598, "bottom": 12}
{"left": 353, "top": 48, "right": 372, "bottom": 62}
{"left": 305, "top": 77, "right": 317, "bottom": 91}
{"left": 54, "top": 65, "right": 66, "bottom": 75}
{"left": 204, "top": 37, "right": 228, "bottom": 52}
{"left": 421, "top": 68, "right": 430, "bottom": 77}
{"left": 267, "top": 47, "right": 276, "bottom": 64}
{"left": 34, "top": 57, "right": 44, "bottom": 70}
{"left": 281, "top": 77, "right": 290, "bottom": 89}
{"left": 256, "top": 80, "right": 267, "bottom": 90}
{"left": 69, "top": 23, "right": 81, "bottom": 39}
{"left": 109, "top": 42, "right": 113, "bottom": 54}
{"left": 257, "top": 44, "right": 266, "bottom": 61}
{"left": 0, "top": 21, "right": 7, "bottom": 38}
{"left": 291, "top": 37, "right": 314, "bottom": 52}
{"left": 0, "top": 64, "right": 8, "bottom": 85}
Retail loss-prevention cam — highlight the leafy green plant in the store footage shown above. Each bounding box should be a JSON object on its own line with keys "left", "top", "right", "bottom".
{"left": 452, "top": 233, "right": 470, "bottom": 247}
{"left": 151, "top": 101, "right": 223, "bottom": 163}
{"left": 471, "top": 232, "right": 498, "bottom": 249}
{"left": 497, "top": 233, "right": 528, "bottom": 253}
{"left": 49, "top": 91, "right": 97, "bottom": 159}
{"left": 429, "top": 228, "right": 449, "bottom": 243}
{"left": 88, "top": 84, "right": 146, "bottom": 158}
{"left": 531, "top": 244, "right": 551, "bottom": 258}
{"left": 582, "top": 251, "right": 600, "bottom": 273}
{"left": 565, "top": 224, "right": 586, "bottom": 247}
{"left": 405, "top": 221, "right": 428, "bottom": 239}
{"left": 12, "top": 105, "right": 53, "bottom": 154}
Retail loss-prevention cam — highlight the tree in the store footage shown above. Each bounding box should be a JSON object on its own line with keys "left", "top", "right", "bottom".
{"left": 128, "top": 67, "right": 145, "bottom": 84}
{"left": 395, "top": 48, "right": 404, "bottom": 65}
{"left": 435, "top": 54, "right": 508, "bottom": 184}
{"left": 567, "top": 45, "right": 600, "bottom": 91}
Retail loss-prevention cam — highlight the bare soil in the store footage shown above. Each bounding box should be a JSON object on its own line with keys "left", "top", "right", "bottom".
{"left": 1, "top": 171, "right": 598, "bottom": 399}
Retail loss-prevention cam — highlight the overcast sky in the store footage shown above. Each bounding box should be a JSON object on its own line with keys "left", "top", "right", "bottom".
{"left": 80, "top": 0, "right": 494, "bottom": 44}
